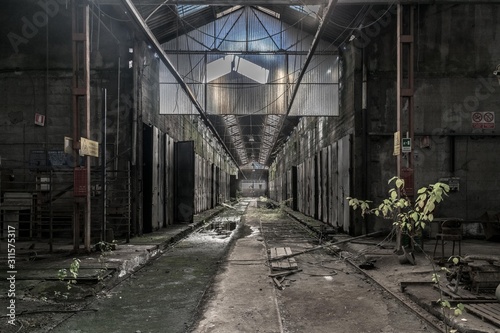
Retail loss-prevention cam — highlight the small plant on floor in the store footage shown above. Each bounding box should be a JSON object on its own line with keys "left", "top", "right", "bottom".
{"left": 431, "top": 256, "right": 465, "bottom": 333}
{"left": 348, "top": 178, "right": 466, "bottom": 332}
{"left": 55, "top": 258, "right": 81, "bottom": 298}
{"left": 347, "top": 177, "right": 450, "bottom": 251}
{"left": 96, "top": 240, "right": 116, "bottom": 281}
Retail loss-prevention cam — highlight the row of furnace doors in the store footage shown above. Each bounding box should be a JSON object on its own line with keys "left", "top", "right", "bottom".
{"left": 142, "top": 125, "right": 236, "bottom": 233}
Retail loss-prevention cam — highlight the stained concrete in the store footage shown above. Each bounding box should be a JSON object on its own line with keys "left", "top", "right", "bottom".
{"left": 2, "top": 199, "right": 500, "bottom": 333}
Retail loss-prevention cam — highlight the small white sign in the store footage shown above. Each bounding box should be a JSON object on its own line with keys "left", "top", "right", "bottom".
{"left": 80, "top": 137, "right": 99, "bottom": 157}
{"left": 35, "top": 113, "right": 45, "bottom": 126}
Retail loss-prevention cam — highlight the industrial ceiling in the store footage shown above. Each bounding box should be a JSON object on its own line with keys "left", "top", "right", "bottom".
{"left": 119, "top": 0, "right": 376, "bottom": 168}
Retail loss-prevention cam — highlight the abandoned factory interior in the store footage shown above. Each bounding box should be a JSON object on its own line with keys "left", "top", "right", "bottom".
{"left": 1, "top": 0, "right": 500, "bottom": 332}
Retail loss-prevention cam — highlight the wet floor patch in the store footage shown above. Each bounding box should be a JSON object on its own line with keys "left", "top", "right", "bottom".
{"left": 197, "top": 202, "right": 248, "bottom": 239}
{"left": 198, "top": 216, "right": 240, "bottom": 241}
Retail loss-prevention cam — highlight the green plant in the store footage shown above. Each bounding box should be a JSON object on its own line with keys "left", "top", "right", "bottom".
{"left": 96, "top": 241, "right": 116, "bottom": 281}
{"left": 57, "top": 258, "right": 81, "bottom": 291}
{"left": 348, "top": 178, "right": 463, "bottom": 332}
{"left": 432, "top": 256, "right": 465, "bottom": 333}
{"left": 347, "top": 177, "right": 450, "bottom": 250}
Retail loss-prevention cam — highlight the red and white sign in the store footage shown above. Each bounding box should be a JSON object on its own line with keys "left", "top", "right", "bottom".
{"left": 35, "top": 113, "right": 45, "bottom": 126}
{"left": 471, "top": 111, "right": 495, "bottom": 129}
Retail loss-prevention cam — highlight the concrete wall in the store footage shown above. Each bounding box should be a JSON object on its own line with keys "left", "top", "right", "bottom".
{"left": 270, "top": 3, "right": 500, "bottom": 236}
{"left": 0, "top": 1, "right": 235, "bottom": 242}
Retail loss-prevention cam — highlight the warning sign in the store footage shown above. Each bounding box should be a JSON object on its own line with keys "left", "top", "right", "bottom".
{"left": 472, "top": 111, "right": 495, "bottom": 129}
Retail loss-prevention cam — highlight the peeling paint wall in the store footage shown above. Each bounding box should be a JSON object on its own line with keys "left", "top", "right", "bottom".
{"left": 271, "top": 3, "right": 500, "bottom": 237}
{"left": 0, "top": 0, "right": 236, "bottom": 242}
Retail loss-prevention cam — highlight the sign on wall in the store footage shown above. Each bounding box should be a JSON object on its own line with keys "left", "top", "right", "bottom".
{"left": 80, "top": 137, "right": 99, "bottom": 157}
{"left": 402, "top": 138, "right": 411, "bottom": 153}
{"left": 471, "top": 111, "right": 495, "bottom": 129}
{"left": 393, "top": 131, "right": 400, "bottom": 156}
{"left": 35, "top": 113, "right": 45, "bottom": 126}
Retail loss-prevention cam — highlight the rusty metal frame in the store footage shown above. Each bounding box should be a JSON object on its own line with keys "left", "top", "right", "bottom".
{"left": 72, "top": 0, "right": 92, "bottom": 252}
{"left": 396, "top": 4, "right": 414, "bottom": 196}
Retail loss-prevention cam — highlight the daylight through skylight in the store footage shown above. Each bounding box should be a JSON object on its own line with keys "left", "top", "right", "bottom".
{"left": 290, "top": 5, "right": 321, "bottom": 18}
{"left": 177, "top": 5, "right": 208, "bottom": 18}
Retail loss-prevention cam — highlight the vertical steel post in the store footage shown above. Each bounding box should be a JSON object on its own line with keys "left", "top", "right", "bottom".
{"left": 396, "top": 5, "right": 415, "bottom": 195}
{"left": 83, "top": 2, "right": 91, "bottom": 253}
{"left": 72, "top": 1, "right": 81, "bottom": 251}
{"left": 102, "top": 88, "right": 107, "bottom": 242}
{"left": 72, "top": 0, "right": 91, "bottom": 252}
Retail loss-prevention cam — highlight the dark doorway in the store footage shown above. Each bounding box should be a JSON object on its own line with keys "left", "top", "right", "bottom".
{"left": 291, "top": 166, "right": 298, "bottom": 211}
{"left": 174, "top": 141, "right": 195, "bottom": 223}
{"left": 230, "top": 175, "right": 237, "bottom": 200}
{"left": 142, "top": 124, "right": 153, "bottom": 233}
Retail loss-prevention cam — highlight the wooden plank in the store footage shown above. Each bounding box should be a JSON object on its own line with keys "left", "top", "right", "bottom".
{"left": 272, "top": 277, "right": 283, "bottom": 290}
{"left": 437, "top": 283, "right": 497, "bottom": 301}
{"left": 269, "top": 269, "right": 302, "bottom": 278}
{"left": 466, "top": 303, "right": 500, "bottom": 327}
{"left": 270, "top": 247, "right": 298, "bottom": 271}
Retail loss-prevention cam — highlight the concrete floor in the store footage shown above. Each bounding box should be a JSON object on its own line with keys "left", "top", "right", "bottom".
{"left": 1, "top": 199, "right": 499, "bottom": 333}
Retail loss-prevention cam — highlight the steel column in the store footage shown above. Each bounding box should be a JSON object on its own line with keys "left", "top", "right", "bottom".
{"left": 72, "top": 0, "right": 91, "bottom": 252}
{"left": 396, "top": 4, "right": 414, "bottom": 196}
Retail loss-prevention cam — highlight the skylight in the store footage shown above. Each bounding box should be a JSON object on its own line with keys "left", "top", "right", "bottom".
{"left": 177, "top": 5, "right": 208, "bottom": 18}
{"left": 290, "top": 5, "right": 321, "bottom": 18}
{"left": 216, "top": 6, "right": 243, "bottom": 19}
{"left": 206, "top": 56, "right": 269, "bottom": 84}
{"left": 256, "top": 6, "right": 280, "bottom": 19}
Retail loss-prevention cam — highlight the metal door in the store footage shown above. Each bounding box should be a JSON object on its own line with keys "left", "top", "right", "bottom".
{"left": 166, "top": 136, "right": 174, "bottom": 225}
{"left": 321, "top": 147, "right": 328, "bottom": 223}
{"left": 174, "top": 141, "right": 195, "bottom": 223}
{"left": 291, "top": 166, "right": 298, "bottom": 211}
{"left": 152, "top": 127, "right": 160, "bottom": 230}
{"left": 328, "top": 143, "right": 338, "bottom": 226}
{"left": 338, "top": 135, "right": 351, "bottom": 233}
{"left": 142, "top": 124, "right": 153, "bottom": 233}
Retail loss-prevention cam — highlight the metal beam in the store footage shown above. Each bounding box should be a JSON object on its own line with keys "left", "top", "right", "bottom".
{"left": 120, "top": 0, "right": 240, "bottom": 168}
{"left": 163, "top": 50, "right": 338, "bottom": 55}
{"left": 263, "top": 0, "right": 337, "bottom": 165}
{"left": 110, "top": 0, "right": 500, "bottom": 5}
{"left": 287, "top": 0, "right": 337, "bottom": 116}
{"left": 101, "top": 0, "right": 500, "bottom": 8}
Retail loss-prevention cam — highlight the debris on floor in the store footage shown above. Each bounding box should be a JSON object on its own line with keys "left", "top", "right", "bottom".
{"left": 270, "top": 247, "right": 298, "bottom": 271}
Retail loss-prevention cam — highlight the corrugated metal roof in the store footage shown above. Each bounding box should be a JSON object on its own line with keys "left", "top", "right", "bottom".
{"left": 131, "top": 1, "right": 372, "bottom": 166}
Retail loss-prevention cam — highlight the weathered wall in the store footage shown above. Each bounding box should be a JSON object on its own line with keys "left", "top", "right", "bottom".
{"left": 0, "top": 1, "right": 235, "bottom": 242}
{"left": 271, "top": 3, "right": 500, "bottom": 236}
{"left": 411, "top": 4, "right": 500, "bottom": 222}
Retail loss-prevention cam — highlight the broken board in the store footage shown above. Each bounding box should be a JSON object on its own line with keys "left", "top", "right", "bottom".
{"left": 270, "top": 247, "right": 298, "bottom": 271}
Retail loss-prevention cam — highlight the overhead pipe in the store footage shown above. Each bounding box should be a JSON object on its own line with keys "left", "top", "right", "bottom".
{"left": 120, "top": 0, "right": 240, "bottom": 170}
